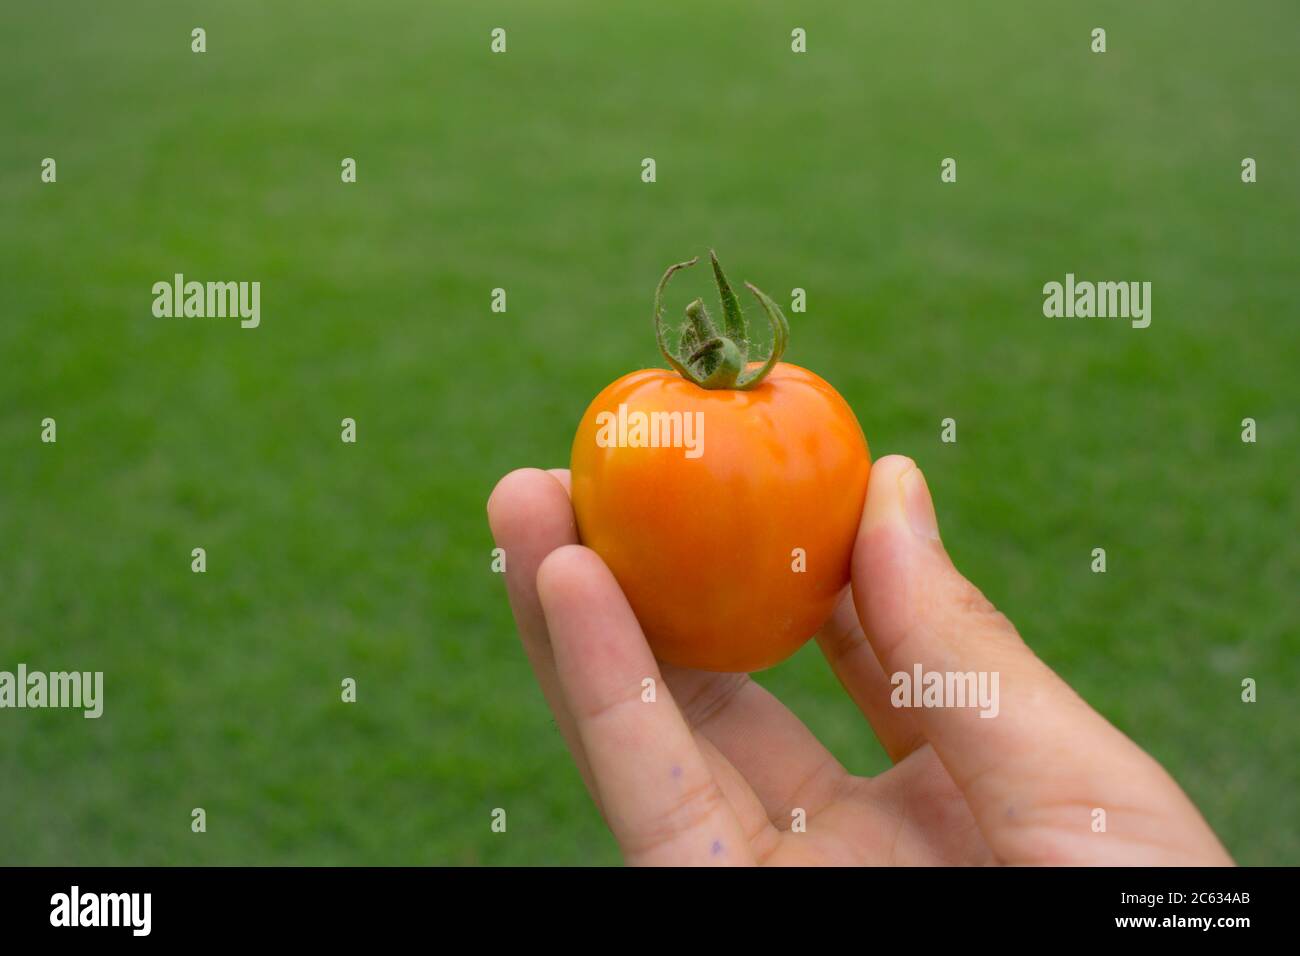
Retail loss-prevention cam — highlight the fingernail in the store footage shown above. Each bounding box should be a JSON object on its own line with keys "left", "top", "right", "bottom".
{"left": 899, "top": 466, "right": 941, "bottom": 540}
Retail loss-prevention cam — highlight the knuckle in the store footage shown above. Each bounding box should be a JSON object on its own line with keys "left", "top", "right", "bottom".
{"left": 621, "top": 776, "right": 727, "bottom": 857}
{"left": 576, "top": 681, "right": 646, "bottom": 725}
{"left": 950, "top": 579, "right": 1019, "bottom": 641}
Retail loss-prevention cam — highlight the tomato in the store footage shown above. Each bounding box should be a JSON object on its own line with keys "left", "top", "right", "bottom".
{"left": 570, "top": 253, "right": 871, "bottom": 672}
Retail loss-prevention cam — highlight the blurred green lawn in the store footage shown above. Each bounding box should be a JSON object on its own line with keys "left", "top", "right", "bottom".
{"left": 1, "top": 0, "right": 1296, "bottom": 864}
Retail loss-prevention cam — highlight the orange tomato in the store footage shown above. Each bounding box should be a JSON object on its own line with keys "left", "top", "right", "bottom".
{"left": 570, "top": 254, "right": 870, "bottom": 671}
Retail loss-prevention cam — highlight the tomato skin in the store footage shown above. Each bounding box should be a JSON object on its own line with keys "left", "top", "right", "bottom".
{"left": 570, "top": 362, "right": 871, "bottom": 672}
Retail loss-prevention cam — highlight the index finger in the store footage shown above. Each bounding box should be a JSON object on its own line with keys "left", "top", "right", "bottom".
{"left": 536, "top": 544, "right": 754, "bottom": 865}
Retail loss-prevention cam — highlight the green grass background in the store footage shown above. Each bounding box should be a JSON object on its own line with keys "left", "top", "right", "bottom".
{"left": 1, "top": 0, "right": 1296, "bottom": 865}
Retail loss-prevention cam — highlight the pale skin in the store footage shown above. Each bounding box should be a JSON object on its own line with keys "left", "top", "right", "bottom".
{"left": 487, "top": 455, "right": 1233, "bottom": 866}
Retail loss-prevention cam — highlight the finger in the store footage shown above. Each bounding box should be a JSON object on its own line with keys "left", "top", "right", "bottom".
{"left": 693, "top": 732, "right": 785, "bottom": 862}
{"left": 537, "top": 545, "right": 754, "bottom": 865}
{"left": 817, "top": 587, "right": 927, "bottom": 762}
{"left": 486, "top": 468, "right": 597, "bottom": 803}
{"left": 852, "top": 455, "right": 1231, "bottom": 864}
{"left": 545, "top": 468, "right": 838, "bottom": 832}
{"left": 546, "top": 468, "right": 571, "bottom": 494}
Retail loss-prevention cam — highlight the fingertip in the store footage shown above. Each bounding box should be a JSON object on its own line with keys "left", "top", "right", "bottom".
{"left": 850, "top": 454, "right": 938, "bottom": 663}
{"left": 535, "top": 544, "right": 604, "bottom": 607}
{"left": 487, "top": 468, "right": 572, "bottom": 541}
{"left": 859, "top": 454, "right": 941, "bottom": 541}
{"left": 856, "top": 454, "right": 914, "bottom": 547}
{"left": 865, "top": 455, "right": 917, "bottom": 500}
{"left": 487, "top": 466, "right": 548, "bottom": 518}
{"left": 536, "top": 545, "right": 648, "bottom": 681}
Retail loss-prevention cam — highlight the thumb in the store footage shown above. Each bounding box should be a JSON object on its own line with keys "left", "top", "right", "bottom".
{"left": 851, "top": 455, "right": 1231, "bottom": 864}
{"left": 853, "top": 455, "right": 1031, "bottom": 703}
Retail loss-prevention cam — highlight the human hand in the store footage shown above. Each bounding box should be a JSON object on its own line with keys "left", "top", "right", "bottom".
{"left": 487, "top": 455, "right": 1232, "bottom": 865}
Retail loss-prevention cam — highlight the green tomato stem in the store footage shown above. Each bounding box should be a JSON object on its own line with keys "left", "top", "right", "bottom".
{"left": 652, "top": 252, "right": 790, "bottom": 390}
{"left": 709, "top": 249, "right": 748, "bottom": 351}
{"left": 689, "top": 336, "right": 744, "bottom": 389}
{"left": 735, "top": 281, "right": 789, "bottom": 390}
{"left": 653, "top": 257, "right": 702, "bottom": 383}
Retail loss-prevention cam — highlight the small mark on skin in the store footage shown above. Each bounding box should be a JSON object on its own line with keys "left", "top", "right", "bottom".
{"left": 711, "top": 839, "right": 724, "bottom": 856}
{"left": 671, "top": 765, "right": 683, "bottom": 779}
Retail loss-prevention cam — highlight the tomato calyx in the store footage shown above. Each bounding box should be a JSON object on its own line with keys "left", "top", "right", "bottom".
{"left": 652, "top": 250, "right": 790, "bottom": 390}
